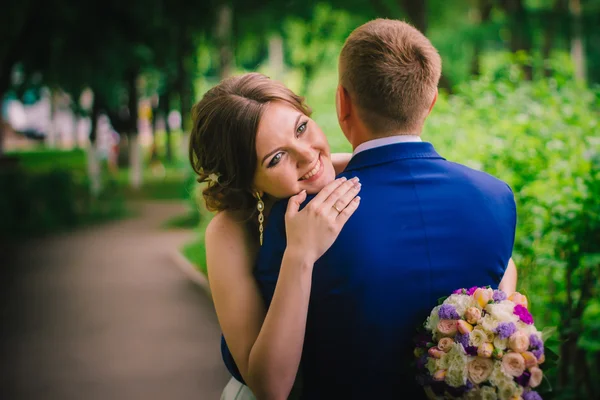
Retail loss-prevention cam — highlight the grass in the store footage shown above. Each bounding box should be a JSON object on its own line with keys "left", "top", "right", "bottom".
{"left": 182, "top": 239, "right": 208, "bottom": 276}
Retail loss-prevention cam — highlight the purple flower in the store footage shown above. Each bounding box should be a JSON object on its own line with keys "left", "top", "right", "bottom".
{"left": 530, "top": 334, "right": 544, "bottom": 358}
{"left": 516, "top": 370, "right": 531, "bottom": 387}
{"left": 465, "top": 345, "right": 478, "bottom": 356}
{"left": 466, "top": 286, "right": 479, "bottom": 295}
{"left": 514, "top": 304, "right": 534, "bottom": 324}
{"left": 438, "top": 304, "right": 460, "bottom": 320}
{"left": 493, "top": 290, "right": 507, "bottom": 302}
{"left": 495, "top": 322, "right": 517, "bottom": 339}
{"left": 453, "top": 288, "right": 465, "bottom": 295}
{"left": 456, "top": 332, "right": 469, "bottom": 349}
{"left": 530, "top": 334, "right": 543, "bottom": 349}
{"left": 522, "top": 390, "right": 543, "bottom": 400}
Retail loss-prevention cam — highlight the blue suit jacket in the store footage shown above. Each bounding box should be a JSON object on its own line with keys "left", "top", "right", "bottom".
{"left": 251, "top": 142, "right": 516, "bottom": 399}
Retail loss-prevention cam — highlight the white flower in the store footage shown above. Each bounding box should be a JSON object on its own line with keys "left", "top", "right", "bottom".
{"left": 480, "top": 386, "right": 499, "bottom": 400}
{"left": 444, "top": 343, "right": 468, "bottom": 387}
{"left": 470, "top": 328, "right": 488, "bottom": 347}
{"left": 208, "top": 173, "right": 220, "bottom": 184}
{"left": 425, "top": 357, "right": 438, "bottom": 375}
{"left": 489, "top": 361, "right": 513, "bottom": 389}
{"left": 516, "top": 320, "right": 538, "bottom": 337}
{"left": 493, "top": 336, "right": 508, "bottom": 350}
{"left": 497, "top": 381, "right": 522, "bottom": 400}
{"left": 485, "top": 301, "right": 518, "bottom": 323}
{"left": 445, "top": 294, "right": 477, "bottom": 316}
{"left": 425, "top": 305, "right": 441, "bottom": 332}
{"left": 479, "top": 314, "right": 500, "bottom": 333}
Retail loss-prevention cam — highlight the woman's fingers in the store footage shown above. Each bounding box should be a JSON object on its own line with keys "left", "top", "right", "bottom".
{"left": 309, "top": 177, "right": 347, "bottom": 207}
{"left": 286, "top": 190, "right": 307, "bottom": 218}
{"left": 330, "top": 179, "right": 361, "bottom": 216}
{"left": 322, "top": 177, "right": 360, "bottom": 212}
{"left": 336, "top": 196, "right": 360, "bottom": 224}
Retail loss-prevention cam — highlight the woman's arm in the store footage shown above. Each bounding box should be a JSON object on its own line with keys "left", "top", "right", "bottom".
{"left": 332, "top": 153, "right": 352, "bottom": 175}
{"left": 499, "top": 257, "right": 517, "bottom": 295}
{"left": 208, "top": 177, "right": 361, "bottom": 400}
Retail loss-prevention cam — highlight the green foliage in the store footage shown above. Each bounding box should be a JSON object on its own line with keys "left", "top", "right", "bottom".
{"left": 182, "top": 238, "right": 207, "bottom": 276}
{"left": 5, "top": 148, "right": 87, "bottom": 171}
{"left": 0, "top": 162, "right": 126, "bottom": 239}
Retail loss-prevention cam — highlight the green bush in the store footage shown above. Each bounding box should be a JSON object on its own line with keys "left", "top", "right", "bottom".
{"left": 0, "top": 152, "right": 127, "bottom": 239}
{"left": 426, "top": 71, "right": 600, "bottom": 398}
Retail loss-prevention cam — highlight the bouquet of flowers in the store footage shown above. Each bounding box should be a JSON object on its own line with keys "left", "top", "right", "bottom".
{"left": 414, "top": 287, "right": 547, "bottom": 400}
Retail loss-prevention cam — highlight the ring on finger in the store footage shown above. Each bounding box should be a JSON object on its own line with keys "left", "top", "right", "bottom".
{"left": 333, "top": 204, "right": 343, "bottom": 213}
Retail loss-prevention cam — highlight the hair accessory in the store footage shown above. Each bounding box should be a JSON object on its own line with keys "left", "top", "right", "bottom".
{"left": 207, "top": 172, "right": 220, "bottom": 184}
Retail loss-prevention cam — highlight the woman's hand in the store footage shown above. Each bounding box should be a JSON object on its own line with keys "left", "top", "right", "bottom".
{"left": 284, "top": 177, "right": 361, "bottom": 263}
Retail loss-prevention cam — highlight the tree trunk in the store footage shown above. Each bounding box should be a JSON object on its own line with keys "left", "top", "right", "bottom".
{"left": 542, "top": 0, "right": 568, "bottom": 77}
{"left": 268, "top": 34, "right": 284, "bottom": 82}
{"left": 216, "top": 3, "right": 234, "bottom": 80}
{"left": 126, "top": 70, "right": 142, "bottom": 190}
{"left": 470, "top": 0, "right": 493, "bottom": 76}
{"left": 502, "top": 0, "right": 533, "bottom": 79}
{"left": 400, "top": 0, "right": 427, "bottom": 33}
{"left": 87, "top": 100, "right": 102, "bottom": 196}
{"left": 569, "top": 0, "right": 586, "bottom": 81}
{"left": 160, "top": 91, "right": 173, "bottom": 163}
{"left": 0, "top": 97, "right": 5, "bottom": 157}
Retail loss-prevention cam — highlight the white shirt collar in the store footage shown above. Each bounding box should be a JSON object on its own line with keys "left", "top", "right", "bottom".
{"left": 353, "top": 135, "right": 422, "bottom": 156}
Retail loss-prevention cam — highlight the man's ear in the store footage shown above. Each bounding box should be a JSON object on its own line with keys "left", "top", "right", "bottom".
{"left": 427, "top": 89, "right": 438, "bottom": 115}
{"left": 336, "top": 84, "right": 352, "bottom": 122}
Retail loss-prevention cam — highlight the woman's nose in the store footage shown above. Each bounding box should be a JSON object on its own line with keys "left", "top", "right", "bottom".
{"left": 295, "top": 143, "right": 315, "bottom": 166}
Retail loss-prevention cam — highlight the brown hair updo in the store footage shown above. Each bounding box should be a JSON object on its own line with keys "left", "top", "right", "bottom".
{"left": 189, "top": 73, "right": 312, "bottom": 220}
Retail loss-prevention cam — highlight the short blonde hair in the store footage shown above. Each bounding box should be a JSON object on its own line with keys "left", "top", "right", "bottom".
{"left": 339, "top": 19, "right": 441, "bottom": 134}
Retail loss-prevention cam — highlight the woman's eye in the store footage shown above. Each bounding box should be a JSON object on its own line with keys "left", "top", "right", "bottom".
{"left": 296, "top": 121, "right": 307, "bottom": 136}
{"left": 268, "top": 153, "right": 283, "bottom": 167}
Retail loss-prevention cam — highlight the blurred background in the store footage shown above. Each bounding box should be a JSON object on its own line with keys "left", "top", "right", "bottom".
{"left": 1, "top": 0, "right": 599, "bottom": 399}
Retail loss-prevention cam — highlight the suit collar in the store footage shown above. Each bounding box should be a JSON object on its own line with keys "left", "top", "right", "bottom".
{"left": 344, "top": 141, "right": 444, "bottom": 172}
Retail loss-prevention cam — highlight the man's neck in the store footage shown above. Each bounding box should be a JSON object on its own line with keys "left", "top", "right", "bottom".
{"left": 352, "top": 130, "right": 422, "bottom": 151}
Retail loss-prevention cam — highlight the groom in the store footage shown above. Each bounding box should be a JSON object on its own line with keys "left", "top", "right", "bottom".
{"left": 256, "top": 19, "right": 516, "bottom": 398}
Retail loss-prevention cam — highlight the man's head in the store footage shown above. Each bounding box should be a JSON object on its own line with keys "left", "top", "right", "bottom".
{"left": 336, "top": 19, "right": 442, "bottom": 147}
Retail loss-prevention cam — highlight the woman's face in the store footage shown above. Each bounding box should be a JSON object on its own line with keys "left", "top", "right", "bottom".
{"left": 254, "top": 101, "right": 336, "bottom": 199}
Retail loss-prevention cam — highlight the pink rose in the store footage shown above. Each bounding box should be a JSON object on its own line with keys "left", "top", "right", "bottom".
{"left": 508, "top": 331, "right": 530, "bottom": 353}
{"left": 465, "top": 307, "right": 482, "bottom": 324}
{"left": 538, "top": 353, "right": 545, "bottom": 364}
{"left": 502, "top": 352, "right": 526, "bottom": 377}
{"left": 478, "top": 343, "right": 494, "bottom": 358}
{"left": 529, "top": 366, "right": 543, "bottom": 388}
{"left": 457, "top": 320, "right": 474, "bottom": 334}
{"left": 473, "top": 288, "right": 493, "bottom": 308}
{"left": 437, "top": 319, "right": 458, "bottom": 337}
{"left": 508, "top": 292, "right": 528, "bottom": 308}
{"left": 428, "top": 347, "right": 444, "bottom": 359}
{"left": 438, "top": 337, "right": 455, "bottom": 353}
{"left": 521, "top": 351, "right": 538, "bottom": 368}
{"left": 467, "top": 357, "right": 494, "bottom": 384}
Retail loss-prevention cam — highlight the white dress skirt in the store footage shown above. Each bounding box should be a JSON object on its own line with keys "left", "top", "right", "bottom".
{"left": 221, "top": 376, "right": 303, "bottom": 400}
{"left": 221, "top": 377, "right": 256, "bottom": 400}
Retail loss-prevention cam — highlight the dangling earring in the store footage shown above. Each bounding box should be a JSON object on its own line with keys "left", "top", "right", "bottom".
{"left": 256, "top": 192, "right": 264, "bottom": 246}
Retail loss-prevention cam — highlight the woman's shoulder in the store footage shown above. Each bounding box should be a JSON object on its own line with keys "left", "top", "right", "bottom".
{"left": 205, "top": 211, "right": 257, "bottom": 258}
{"left": 206, "top": 211, "right": 247, "bottom": 241}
